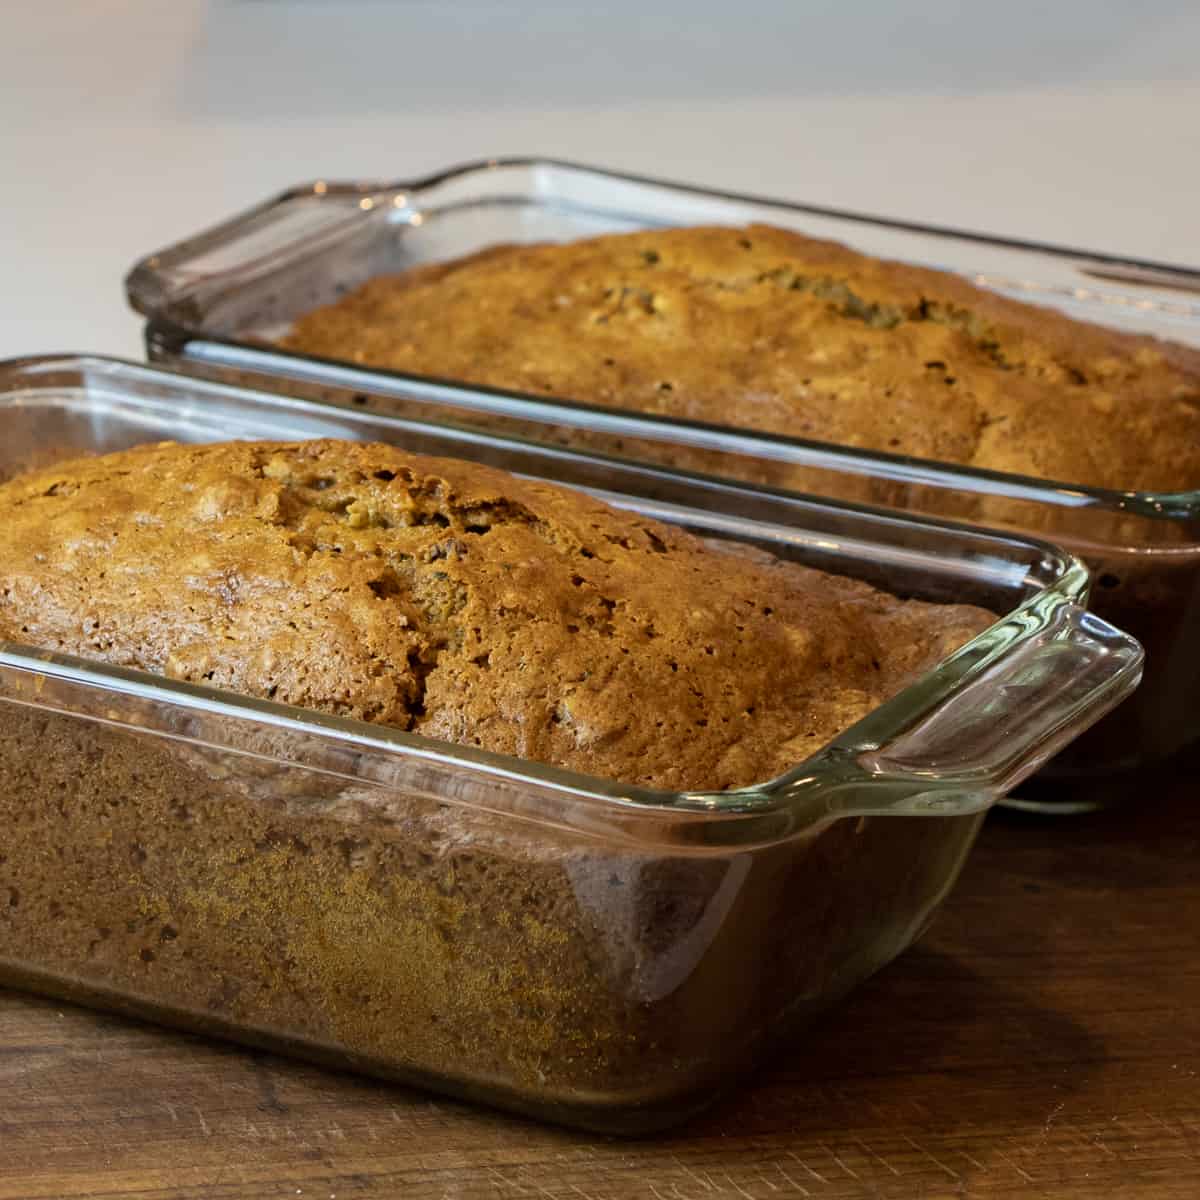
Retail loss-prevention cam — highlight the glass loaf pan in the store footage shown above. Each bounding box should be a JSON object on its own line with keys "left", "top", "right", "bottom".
{"left": 126, "top": 158, "right": 1200, "bottom": 803}
{"left": 0, "top": 356, "right": 1141, "bottom": 1132}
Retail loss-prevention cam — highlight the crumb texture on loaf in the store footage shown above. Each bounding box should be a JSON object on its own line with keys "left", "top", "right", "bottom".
{"left": 0, "top": 439, "right": 992, "bottom": 790}
{"left": 282, "top": 224, "right": 1200, "bottom": 492}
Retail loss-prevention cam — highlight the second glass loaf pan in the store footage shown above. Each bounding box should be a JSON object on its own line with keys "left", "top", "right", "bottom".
{"left": 126, "top": 158, "right": 1200, "bottom": 803}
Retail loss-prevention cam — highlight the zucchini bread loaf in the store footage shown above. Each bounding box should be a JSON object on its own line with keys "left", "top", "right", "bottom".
{"left": 0, "top": 438, "right": 994, "bottom": 1128}
{"left": 0, "top": 438, "right": 992, "bottom": 788}
{"left": 282, "top": 223, "right": 1200, "bottom": 493}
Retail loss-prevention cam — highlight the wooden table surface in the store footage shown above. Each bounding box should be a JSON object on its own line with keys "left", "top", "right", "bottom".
{"left": 2, "top": 759, "right": 1197, "bottom": 1200}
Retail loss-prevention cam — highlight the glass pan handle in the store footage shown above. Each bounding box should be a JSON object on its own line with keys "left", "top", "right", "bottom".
{"left": 825, "top": 604, "right": 1143, "bottom": 819}
{"left": 125, "top": 184, "right": 390, "bottom": 318}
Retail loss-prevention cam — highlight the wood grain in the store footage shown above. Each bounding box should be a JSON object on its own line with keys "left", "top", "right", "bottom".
{"left": 1, "top": 758, "right": 1197, "bottom": 1200}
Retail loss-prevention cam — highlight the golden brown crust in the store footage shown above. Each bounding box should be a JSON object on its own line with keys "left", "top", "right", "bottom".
{"left": 0, "top": 438, "right": 991, "bottom": 791}
{"left": 283, "top": 223, "right": 1200, "bottom": 492}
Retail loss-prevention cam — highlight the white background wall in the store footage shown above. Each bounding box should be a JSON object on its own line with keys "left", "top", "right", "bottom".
{"left": 3, "top": 0, "right": 1197, "bottom": 359}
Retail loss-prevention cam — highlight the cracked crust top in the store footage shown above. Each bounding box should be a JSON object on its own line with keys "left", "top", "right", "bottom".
{"left": 0, "top": 439, "right": 993, "bottom": 792}
{"left": 282, "top": 223, "right": 1200, "bottom": 493}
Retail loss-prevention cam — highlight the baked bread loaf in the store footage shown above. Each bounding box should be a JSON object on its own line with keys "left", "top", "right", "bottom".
{"left": 0, "top": 438, "right": 994, "bottom": 1128}
{"left": 282, "top": 223, "right": 1200, "bottom": 493}
{"left": 0, "top": 437, "right": 992, "bottom": 789}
